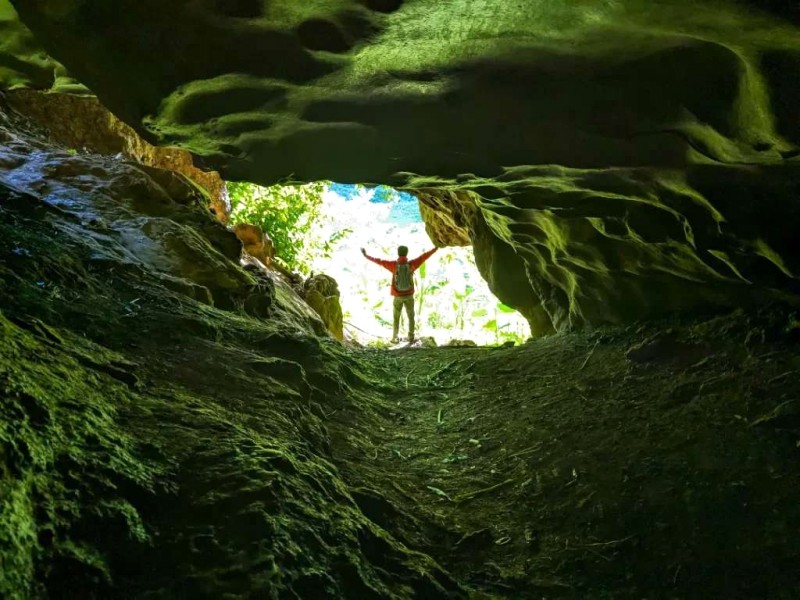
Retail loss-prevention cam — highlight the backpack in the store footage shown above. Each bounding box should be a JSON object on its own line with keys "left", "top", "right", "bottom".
{"left": 394, "top": 261, "right": 413, "bottom": 292}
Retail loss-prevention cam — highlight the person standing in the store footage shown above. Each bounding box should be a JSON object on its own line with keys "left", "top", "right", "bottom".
{"left": 361, "top": 245, "right": 438, "bottom": 343}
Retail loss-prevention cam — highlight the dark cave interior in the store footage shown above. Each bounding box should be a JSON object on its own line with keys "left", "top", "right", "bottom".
{"left": 2, "top": 1, "right": 800, "bottom": 598}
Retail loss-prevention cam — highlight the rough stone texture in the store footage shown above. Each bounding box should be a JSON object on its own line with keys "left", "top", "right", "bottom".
{"left": 302, "top": 274, "right": 345, "bottom": 341}
{"left": 232, "top": 221, "right": 275, "bottom": 265}
{"left": 0, "top": 103, "right": 461, "bottom": 598}
{"left": 3, "top": 79, "right": 800, "bottom": 600}
{"left": 6, "top": 89, "right": 230, "bottom": 223}
{"left": 6, "top": 0, "right": 800, "bottom": 332}
{"left": 0, "top": 0, "right": 83, "bottom": 92}
{"left": 417, "top": 164, "right": 800, "bottom": 334}
{"left": 0, "top": 0, "right": 58, "bottom": 90}
{"left": 417, "top": 190, "right": 472, "bottom": 248}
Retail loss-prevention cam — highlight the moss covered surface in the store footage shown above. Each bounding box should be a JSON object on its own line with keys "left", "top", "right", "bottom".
{"left": 332, "top": 310, "right": 800, "bottom": 597}
{"left": 0, "top": 105, "right": 460, "bottom": 598}
{"left": 2, "top": 66, "right": 800, "bottom": 599}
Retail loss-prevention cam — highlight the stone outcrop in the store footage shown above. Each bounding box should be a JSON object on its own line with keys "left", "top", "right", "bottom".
{"left": 302, "top": 274, "right": 345, "bottom": 340}
{"left": 416, "top": 163, "right": 800, "bottom": 334}
{"left": 5, "top": 89, "right": 230, "bottom": 222}
{"left": 231, "top": 221, "right": 275, "bottom": 265}
{"left": 5, "top": 0, "right": 800, "bottom": 333}
{"left": 0, "top": 103, "right": 459, "bottom": 598}
{"left": 417, "top": 190, "right": 473, "bottom": 248}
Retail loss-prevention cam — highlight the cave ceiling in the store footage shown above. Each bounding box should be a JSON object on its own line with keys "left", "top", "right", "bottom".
{"left": 4, "top": 0, "right": 798, "bottom": 184}
{"left": 3, "top": 0, "right": 800, "bottom": 332}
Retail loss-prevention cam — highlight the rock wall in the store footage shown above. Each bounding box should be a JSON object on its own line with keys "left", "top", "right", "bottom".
{"left": 5, "top": 0, "right": 800, "bottom": 332}
{"left": 6, "top": 89, "right": 230, "bottom": 222}
{"left": 417, "top": 162, "right": 800, "bottom": 334}
{"left": 0, "top": 102, "right": 459, "bottom": 598}
{"left": 0, "top": 0, "right": 61, "bottom": 90}
{"left": 302, "top": 274, "right": 345, "bottom": 341}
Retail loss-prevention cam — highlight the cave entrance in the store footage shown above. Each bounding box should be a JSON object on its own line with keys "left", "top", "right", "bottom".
{"left": 227, "top": 181, "right": 529, "bottom": 346}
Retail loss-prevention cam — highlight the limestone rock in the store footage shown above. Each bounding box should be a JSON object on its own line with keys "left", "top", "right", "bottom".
{"left": 6, "top": 89, "right": 229, "bottom": 222}
{"left": 417, "top": 336, "right": 438, "bottom": 348}
{"left": 0, "top": 0, "right": 62, "bottom": 89}
{"left": 0, "top": 103, "right": 461, "bottom": 596}
{"left": 417, "top": 190, "right": 473, "bottom": 247}
{"left": 0, "top": 101, "right": 299, "bottom": 324}
{"left": 302, "top": 273, "right": 345, "bottom": 340}
{"left": 6, "top": 0, "right": 800, "bottom": 334}
{"left": 231, "top": 222, "right": 274, "bottom": 265}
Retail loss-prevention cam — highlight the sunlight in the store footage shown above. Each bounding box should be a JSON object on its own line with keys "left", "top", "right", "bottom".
{"left": 309, "top": 184, "right": 530, "bottom": 346}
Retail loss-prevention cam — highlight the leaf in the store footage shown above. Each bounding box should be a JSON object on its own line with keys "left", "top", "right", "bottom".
{"left": 426, "top": 485, "right": 453, "bottom": 501}
{"left": 497, "top": 303, "right": 516, "bottom": 313}
{"left": 483, "top": 319, "right": 498, "bottom": 331}
{"left": 472, "top": 308, "right": 488, "bottom": 318}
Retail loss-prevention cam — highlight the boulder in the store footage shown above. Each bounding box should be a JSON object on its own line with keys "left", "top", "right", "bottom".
{"left": 302, "top": 274, "right": 345, "bottom": 340}
{"left": 231, "top": 222, "right": 274, "bottom": 266}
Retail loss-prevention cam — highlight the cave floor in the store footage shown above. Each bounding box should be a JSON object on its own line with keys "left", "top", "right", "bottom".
{"left": 328, "top": 310, "right": 800, "bottom": 599}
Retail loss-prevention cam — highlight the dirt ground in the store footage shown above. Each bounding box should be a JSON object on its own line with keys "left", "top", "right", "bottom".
{"left": 329, "top": 308, "right": 800, "bottom": 599}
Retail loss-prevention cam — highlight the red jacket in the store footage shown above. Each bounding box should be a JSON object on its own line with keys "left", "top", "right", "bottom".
{"left": 365, "top": 248, "right": 437, "bottom": 296}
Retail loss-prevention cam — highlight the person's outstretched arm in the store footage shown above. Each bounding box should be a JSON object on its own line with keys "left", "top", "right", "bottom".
{"left": 361, "top": 248, "right": 395, "bottom": 271}
{"left": 410, "top": 247, "right": 438, "bottom": 270}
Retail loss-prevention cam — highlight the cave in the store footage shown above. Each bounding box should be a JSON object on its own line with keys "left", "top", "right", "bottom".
{"left": 2, "top": 1, "right": 800, "bottom": 598}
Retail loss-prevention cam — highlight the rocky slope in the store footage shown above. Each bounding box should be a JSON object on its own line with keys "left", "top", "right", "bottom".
{"left": 5, "top": 0, "right": 800, "bottom": 333}
{"left": 0, "top": 101, "right": 459, "bottom": 598}
{"left": 2, "top": 100, "right": 800, "bottom": 599}
{"left": 5, "top": 89, "right": 230, "bottom": 223}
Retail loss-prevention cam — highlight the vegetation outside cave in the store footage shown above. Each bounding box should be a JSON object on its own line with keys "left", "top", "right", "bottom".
{"left": 227, "top": 181, "right": 530, "bottom": 346}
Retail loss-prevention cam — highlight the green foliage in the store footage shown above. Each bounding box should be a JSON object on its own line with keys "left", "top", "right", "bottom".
{"left": 227, "top": 181, "right": 328, "bottom": 274}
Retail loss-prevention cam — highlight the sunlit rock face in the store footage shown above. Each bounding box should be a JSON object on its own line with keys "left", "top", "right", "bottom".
{"left": 5, "top": 89, "right": 230, "bottom": 222}
{"left": 302, "top": 274, "right": 345, "bottom": 341}
{"left": 7, "top": 0, "right": 800, "bottom": 332}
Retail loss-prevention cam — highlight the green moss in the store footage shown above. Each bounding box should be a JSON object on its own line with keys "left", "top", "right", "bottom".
{"left": 0, "top": 312, "right": 163, "bottom": 597}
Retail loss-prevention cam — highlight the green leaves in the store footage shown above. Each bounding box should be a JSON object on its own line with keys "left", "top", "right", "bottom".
{"left": 227, "top": 181, "right": 327, "bottom": 274}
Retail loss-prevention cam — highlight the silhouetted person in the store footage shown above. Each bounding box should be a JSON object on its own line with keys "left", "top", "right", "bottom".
{"left": 361, "top": 245, "right": 437, "bottom": 344}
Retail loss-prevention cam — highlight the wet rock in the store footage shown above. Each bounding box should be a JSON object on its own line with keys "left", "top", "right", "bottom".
{"left": 5, "top": 89, "right": 229, "bottom": 222}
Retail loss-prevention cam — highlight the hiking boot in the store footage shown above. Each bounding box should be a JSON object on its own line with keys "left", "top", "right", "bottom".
{"left": 390, "top": 337, "right": 399, "bottom": 344}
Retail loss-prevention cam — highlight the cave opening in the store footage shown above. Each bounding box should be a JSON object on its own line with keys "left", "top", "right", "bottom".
{"left": 3, "top": 0, "right": 800, "bottom": 596}
{"left": 227, "top": 179, "right": 530, "bottom": 346}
